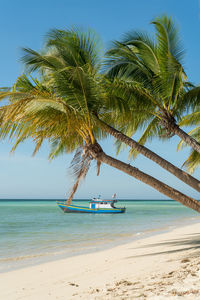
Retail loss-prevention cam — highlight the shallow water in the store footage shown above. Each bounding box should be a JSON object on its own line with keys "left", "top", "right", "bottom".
{"left": 0, "top": 200, "right": 199, "bottom": 272}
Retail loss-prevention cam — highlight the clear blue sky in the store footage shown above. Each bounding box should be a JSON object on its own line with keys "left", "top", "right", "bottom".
{"left": 0, "top": 0, "right": 200, "bottom": 199}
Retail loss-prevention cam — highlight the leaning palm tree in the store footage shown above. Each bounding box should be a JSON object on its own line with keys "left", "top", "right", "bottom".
{"left": 105, "top": 15, "right": 200, "bottom": 155}
{"left": 14, "top": 26, "right": 200, "bottom": 194}
{"left": 0, "top": 76, "right": 200, "bottom": 212}
{"left": 0, "top": 28, "right": 200, "bottom": 212}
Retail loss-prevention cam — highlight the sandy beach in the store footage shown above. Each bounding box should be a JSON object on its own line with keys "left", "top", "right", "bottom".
{"left": 0, "top": 221, "right": 200, "bottom": 300}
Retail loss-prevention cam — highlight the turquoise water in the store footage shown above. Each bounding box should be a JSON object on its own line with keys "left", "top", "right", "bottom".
{"left": 0, "top": 200, "right": 199, "bottom": 273}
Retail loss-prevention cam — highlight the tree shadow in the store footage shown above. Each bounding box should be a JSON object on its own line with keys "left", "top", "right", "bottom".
{"left": 127, "top": 233, "right": 200, "bottom": 258}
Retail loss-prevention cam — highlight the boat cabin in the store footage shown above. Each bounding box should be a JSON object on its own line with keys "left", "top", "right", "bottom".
{"left": 89, "top": 198, "right": 116, "bottom": 209}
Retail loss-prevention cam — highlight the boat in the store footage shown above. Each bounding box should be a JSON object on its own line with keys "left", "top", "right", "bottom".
{"left": 57, "top": 195, "right": 126, "bottom": 214}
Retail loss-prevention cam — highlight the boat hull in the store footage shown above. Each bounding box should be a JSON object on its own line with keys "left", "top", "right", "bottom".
{"left": 57, "top": 202, "right": 126, "bottom": 213}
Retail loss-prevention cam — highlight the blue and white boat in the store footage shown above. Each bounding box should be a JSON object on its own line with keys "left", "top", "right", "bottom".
{"left": 57, "top": 195, "right": 126, "bottom": 214}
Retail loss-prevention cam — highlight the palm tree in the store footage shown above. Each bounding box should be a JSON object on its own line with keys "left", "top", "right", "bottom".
{"left": 0, "top": 79, "right": 200, "bottom": 212}
{"left": 16, "top": 25, "right": 200, "bottom": 194}
{"left": 105, "top": 15, "right": 200, "bottom": 154}
{"left": 0, "top": 28, "right": 200, "bottom": 212}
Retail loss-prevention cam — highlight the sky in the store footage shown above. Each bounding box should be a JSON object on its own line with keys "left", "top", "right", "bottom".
{"left": 0, "top": 0, "right": 200, "bottom": 199}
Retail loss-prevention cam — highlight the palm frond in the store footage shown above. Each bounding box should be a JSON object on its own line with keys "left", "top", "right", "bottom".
{"left": 179, "top": 111, "right": 200, "bottom": 127}
{"left": 46, "top": 27, "right": 103, "bottom": 69}
{"left": 182, "top": 150, "right": 200, "bottom": 174}
{"left": 66, "top": 147, "right": 92, "bottom": 206}
{"left": 152, "top": 15, "right": 184, "bottom": 63}
{"left": 128, "top": 117, "right": 159, "bottom": 160}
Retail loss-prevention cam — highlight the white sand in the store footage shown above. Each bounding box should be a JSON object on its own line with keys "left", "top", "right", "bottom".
{"left": 0, "top": 221, "right": 200, "bottom": 300}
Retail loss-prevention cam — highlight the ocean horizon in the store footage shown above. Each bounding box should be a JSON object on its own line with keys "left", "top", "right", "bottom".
{"left": 0, "top": 198, "right": 194, "bottom": 201}
{"left": 1, "top": 199, "right": 200, "bottom": 273}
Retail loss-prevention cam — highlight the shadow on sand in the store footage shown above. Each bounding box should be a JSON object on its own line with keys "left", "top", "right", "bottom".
{"left": 127, "top": 233, "right": 200, "bottom": 259}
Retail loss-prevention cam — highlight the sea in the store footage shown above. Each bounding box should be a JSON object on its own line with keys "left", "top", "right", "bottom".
{"left": 0, "top": 199, "right": 199, "bottom": 273}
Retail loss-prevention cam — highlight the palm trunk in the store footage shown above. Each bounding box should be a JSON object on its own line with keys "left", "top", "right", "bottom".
{"left": 171, "top": 124, "right": 200, "bottom": 154}
{"left": 95, "top": 117, "right": 200, "bottom": 193}
{"left": 89, "top": 143, "right": 200, "bottom": 213}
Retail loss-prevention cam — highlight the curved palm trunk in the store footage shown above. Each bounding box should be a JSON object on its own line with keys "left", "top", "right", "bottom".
{"left": 96, "top": 118, "right": 200, "bottom": 193}
{"left": 171, "top": 124, "right": 200, "bottom": 154}
{"left": 89, "top": 142, "right": 200, "bottom": 213}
